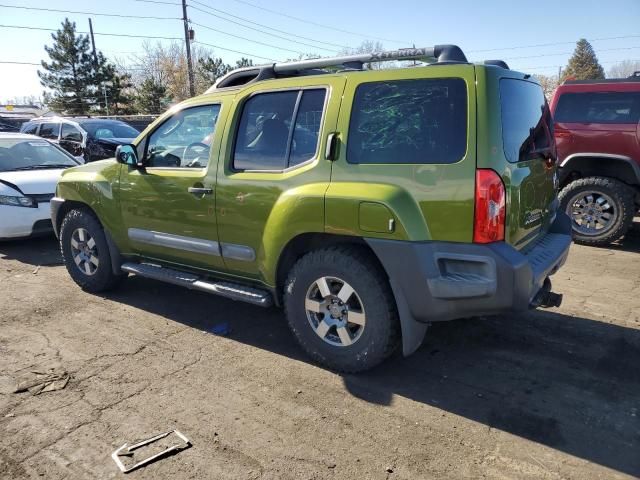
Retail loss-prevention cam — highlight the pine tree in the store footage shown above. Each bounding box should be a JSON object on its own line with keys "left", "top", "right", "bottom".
{"left": 38, "top": 19, "right": 99, "bottom": 115}
{"left": 134, "top": 78, "right": 167, "bottom": 114}
{"left": 196, "top": 57, "right": 231, "bottom": 93}
{"left": 562, "top": 39, "right": 605, "bottom": 81}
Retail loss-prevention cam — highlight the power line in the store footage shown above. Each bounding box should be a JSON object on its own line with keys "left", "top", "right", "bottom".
{"left": 188, "top": 0, "right": 346, "bottom": 51}
{"left": 501, "top": 45, "right": 640, "bottom": 61}
{"left": 0, "top": 61, "right": 40, "bottom": 65}
{"left": 190, "top": 20, "right": 306, "bottom": 56}
{"left": 0, "top": 24, "right": 183, "bottom": 41}
{"left": 225, "top": 0, "right": 410, "bottom": 45}
{"left": 192, "top": 40, "right": 275, "bottom": 61}
{"left": 0, "top": 3, "right": 180, "bottom": 20}
{"left": 469, "top": 34, "right": 640, "bottom": 53}
{"left": 133, "top": 0, "right": 180, "bottom": 5}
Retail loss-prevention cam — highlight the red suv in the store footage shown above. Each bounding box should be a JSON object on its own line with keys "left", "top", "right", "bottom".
{"left": 550, "top": 73, "right": 640, "bottom": 246}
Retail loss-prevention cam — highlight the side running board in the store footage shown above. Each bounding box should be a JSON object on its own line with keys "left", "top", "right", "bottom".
{"left": 121, "top": 262, "right": 273, "bottom": 307}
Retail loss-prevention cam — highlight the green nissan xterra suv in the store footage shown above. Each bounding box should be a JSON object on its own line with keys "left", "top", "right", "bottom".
{"left": 51, "top": 45, "right": 572, "bottom": 372}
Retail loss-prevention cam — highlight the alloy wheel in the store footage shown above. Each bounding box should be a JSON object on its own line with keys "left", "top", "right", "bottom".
{"left": 304, "top": 276, "right": 366, "bottom": 347}
{"left": 567, "top": 190, "right": 618, "bottom": 237}
{"left": 70, "top": 228, "right": 99, "bottom": 276}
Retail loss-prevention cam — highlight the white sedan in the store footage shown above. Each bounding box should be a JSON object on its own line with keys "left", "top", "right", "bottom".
{"left": 0, "top": 133, "right": 80, "bottom": 239}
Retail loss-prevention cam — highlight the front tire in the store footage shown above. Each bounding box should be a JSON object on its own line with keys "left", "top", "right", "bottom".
{"left": 559, "top": 176, "right": 635, "bottom": 247}
{"left": 284, "top": 246, "right": 399, "bottom": 373}
{"left": 60, "top": 209, "right": 125, "bottom": 292}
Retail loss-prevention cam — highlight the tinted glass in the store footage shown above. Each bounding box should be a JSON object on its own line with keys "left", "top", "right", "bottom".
{"left": 555, "top": 92, "right": 640, "bottom": 124}
{"left": 290, "top": 90, "right": 326, "bottom": 167}
{"left": 22, "top": 123, "right": 37, "bottom": 135}
{"left": 347, "top": 78, "right": 467, "bottom": 164}
{"left": 81, "top": 121, "right": 139, "bottom": 138}
{"left": 500, "top": 79, "right": 552, "bottom": 163}
{"left": 39, "top": 123, "right": 60, "bottom": 140}
{"left": 233, "top": 91, "right": 298, "bottom": 170}
{"left": 61, "top": 123, "right": 83, "bottom": 142}
{"left": 146, "top": 104, "right": 220, "bottom": 168}
{"left": 0, "top": 138, "right": 78, "bottom": 171}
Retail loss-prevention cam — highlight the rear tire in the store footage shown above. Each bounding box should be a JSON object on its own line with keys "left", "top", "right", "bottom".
{"left": 60, "top": 209, "right": 125, "bottom": 292}
{"left": 284, "top": 246, "right": 399, "bottom": 373}
{"left": 559, "top": 176, "right": 635, "bottom": 247}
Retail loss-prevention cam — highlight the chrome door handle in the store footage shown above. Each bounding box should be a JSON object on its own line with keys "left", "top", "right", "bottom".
{"left": 188, "top": 187, "right": 213, "bottom": 195}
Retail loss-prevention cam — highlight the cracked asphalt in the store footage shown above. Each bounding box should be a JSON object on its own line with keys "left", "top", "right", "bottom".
{"left": 1, "top": 223, "right": 639, "bottom": 479}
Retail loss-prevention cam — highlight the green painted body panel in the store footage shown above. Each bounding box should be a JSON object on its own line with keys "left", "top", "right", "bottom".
{"left": 56, "top": 159, "right": 126, "bottom": 245}
{"left": 214, "top": 76, "right": 346, "bottom": 285}
{"left": 359, "top": 202, "right": 395, "bottom": 233}
{"left": 55, "top": 62, "right": 555, "bottom": 290}
{"left": 327, "top": 66, "right": 478, "bottom": 242}
{"left": 475, "top": 67, "right": 557, "bottom": 250}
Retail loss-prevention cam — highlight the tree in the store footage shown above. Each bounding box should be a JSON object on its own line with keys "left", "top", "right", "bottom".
{"left": 561, "top": 39, "right": 605, "bottom": 81}
{"left": 38, "top": 19, "right": 99, "bottom": 114}
{"left": 134, "top": 78, "right": 167, "bottom": 114}
{"left": 235, "top": 57, "right": 254, "bottom": 69}
{"left": 341, "top": 40, "right": 386, "bottom": 70}
{"left": 607, "top": 60, "right": 640, "bottom": 79}
{"left": 196, "top": 57, "right": 231, "bottom": 93}
{"left": 535, "top": 74, "right": 560, "bottom": 101}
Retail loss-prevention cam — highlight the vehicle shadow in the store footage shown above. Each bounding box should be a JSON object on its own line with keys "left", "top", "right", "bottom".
{"left": 2, "top": 237, "right": 639, "bottom": 475}
{"left": 103, "top": 275, "right": 640, "bottom": 477}
{"left": 0, "top": 235, "right": 62, "bottom": 266}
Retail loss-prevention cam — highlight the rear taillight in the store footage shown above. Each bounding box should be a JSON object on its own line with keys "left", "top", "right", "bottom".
{"left": 473, "top": 169, "right": 506, "bottom": 243}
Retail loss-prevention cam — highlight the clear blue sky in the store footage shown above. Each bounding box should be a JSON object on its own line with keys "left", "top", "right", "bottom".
{"left": 1, "top": 0, "right": 639, "bottom": 100}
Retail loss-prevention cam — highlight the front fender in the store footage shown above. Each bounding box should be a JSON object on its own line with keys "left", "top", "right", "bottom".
{"left": 54, "top": 160, "right": 125, "bottom": 245}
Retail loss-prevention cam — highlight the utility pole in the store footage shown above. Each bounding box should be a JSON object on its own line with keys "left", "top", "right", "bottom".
{"left": 88, "top": 18, "right": 98, "bottom": 67}
{"left": 181, "top": 0, "right": 195, "bottom": 97}
{"left": 558, "top": 66, "right": 562, "bottom": 82}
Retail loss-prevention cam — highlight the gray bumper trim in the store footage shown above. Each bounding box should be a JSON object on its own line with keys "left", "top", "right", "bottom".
{"left": 366, "top": 212, "right": 572, "bottom": 355}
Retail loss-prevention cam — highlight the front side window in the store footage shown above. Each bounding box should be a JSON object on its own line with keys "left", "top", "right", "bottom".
{"left": 39, "top": 123, "right": 60, "bottom": 140}
{"left": 61, "top": 123, "right": 83, "bottom": 142}
{"left": 233, "top": 89, "right": 327, "bottom": 171}
{"left": 347, "top": 78, "right": 467, "bottom": 164}
{"left": 555, "top": 92, "right": 640, "bottom": 124}
{"left": 146, "top": 104, "right": 221, "bottom": 168}
{"left": 500, "top": 79, "right": 552, "bottom": 163}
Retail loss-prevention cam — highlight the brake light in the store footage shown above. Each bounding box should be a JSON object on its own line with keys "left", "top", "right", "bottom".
{"left": 473, "top": 169, "right": 506, "bottom": 243}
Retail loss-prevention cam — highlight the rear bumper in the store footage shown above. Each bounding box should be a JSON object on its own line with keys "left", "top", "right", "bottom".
{"left": 366, "top": 212, "right": 572, "bottom": 353}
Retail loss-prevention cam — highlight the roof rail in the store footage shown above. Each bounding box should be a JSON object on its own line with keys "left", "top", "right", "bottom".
{"left": 207, "top": 44, "right": 468, "bottom": 91}
{"left": 484, "top": 60, "right": 510, "bottom": 70}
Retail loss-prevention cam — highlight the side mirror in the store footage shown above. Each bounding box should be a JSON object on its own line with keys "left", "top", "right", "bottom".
{"left": 115, "top": 144, "right": 142, "bottom": 167}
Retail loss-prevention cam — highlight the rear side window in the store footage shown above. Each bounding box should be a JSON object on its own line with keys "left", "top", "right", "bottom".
{"left": 555, "top": 92, "right": 640, "bottom": 124}
{"left": 233, "top": 89, "right": 326, "bottom": 171}
{"left": 22, "top": 123, "right": 37, "bottom": 135}
{"left": 500, "top": 79, "right": 552, "bottom": 163}
{"left": 347, "top": 78, "right": 467, "bottom": 164}
{"left": 39, "top": 123, "right": 60, "bottom": 140}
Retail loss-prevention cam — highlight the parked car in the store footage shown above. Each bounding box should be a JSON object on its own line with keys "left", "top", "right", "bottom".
{"left": 0, "top": 133, "right": 80, "bottom": 239}
{"left": 20, "top": 117, "right": 139, "bottom": 163}
{"left": 51, "top": 45, "right": 571, "bottom": 372}
{"left": 550, "top": 72, "right": 640, "bottom": 246}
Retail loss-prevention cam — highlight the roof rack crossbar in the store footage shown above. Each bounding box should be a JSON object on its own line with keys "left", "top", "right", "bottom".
{"left": 209, "top": 44, "right": 468, "bottom": 91}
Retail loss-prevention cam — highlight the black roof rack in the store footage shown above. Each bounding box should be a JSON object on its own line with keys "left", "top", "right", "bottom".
{"left": 484, "top": 60, "right": 510, "bottom": 70}
{"left": 207, "top": 44, "right": 468, "bottom": 91}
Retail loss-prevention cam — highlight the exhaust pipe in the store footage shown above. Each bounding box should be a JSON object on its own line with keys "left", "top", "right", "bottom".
{"left": 531, "top": 278, "right": 563, "bottom": 309}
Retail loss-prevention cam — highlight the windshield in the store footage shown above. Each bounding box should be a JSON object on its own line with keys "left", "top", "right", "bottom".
{"left": 0, "top": 138, "right": 79, "bottom": 172}
{"left": 82, "top": 122, "right": 139, "bottom": 139}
